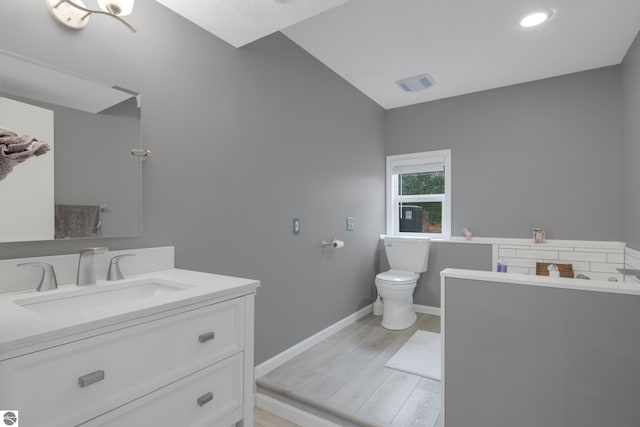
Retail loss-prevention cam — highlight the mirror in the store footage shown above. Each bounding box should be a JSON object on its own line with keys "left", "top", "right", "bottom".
{"left": 0, "top": 50, "right": 141, "bottom": 242}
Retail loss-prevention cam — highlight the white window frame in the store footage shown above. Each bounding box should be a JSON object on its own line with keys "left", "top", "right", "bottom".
{"left": 386, "top": 149, "right": 451, "bottom": 238}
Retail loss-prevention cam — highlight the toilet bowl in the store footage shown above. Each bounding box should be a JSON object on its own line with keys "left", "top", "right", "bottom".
{"left": 375, "top": 237, "right": 431, "bottom": 330}
{"left": 375, "top": 270, "right": 419, "bottom": 330}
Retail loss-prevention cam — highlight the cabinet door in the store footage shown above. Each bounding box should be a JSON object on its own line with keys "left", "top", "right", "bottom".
{"left": 80, "top": 353, "right": 244, "bottom": 427}
{"left": 0, "top": 297, "right": 244, "bottom": 427}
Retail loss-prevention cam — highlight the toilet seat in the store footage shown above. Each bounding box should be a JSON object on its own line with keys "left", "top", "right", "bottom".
{"left": 375, "top": 270, "right": 419, "bottom": 285}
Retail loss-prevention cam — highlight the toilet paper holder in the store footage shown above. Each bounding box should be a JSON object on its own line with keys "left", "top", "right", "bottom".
{"left": 321, "top": 239, "right": 344, "bottom": 248}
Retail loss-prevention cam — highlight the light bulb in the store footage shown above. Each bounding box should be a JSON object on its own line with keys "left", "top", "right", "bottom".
{"left": 520, "top": 8, "right": 554, "bottom": 28}
{"left": 97, "top": 0, "right": 134, "bottom": 16}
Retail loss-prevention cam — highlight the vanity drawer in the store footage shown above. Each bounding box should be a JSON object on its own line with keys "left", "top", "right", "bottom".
{"left": 80, "top": 352, "right": 244, "bottom": 427}
{"left": 0, "top": 297, "right": 244, "bottom": 427}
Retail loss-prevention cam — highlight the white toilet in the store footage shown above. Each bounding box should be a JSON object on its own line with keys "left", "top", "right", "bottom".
{"left": 375, "top": 236, "right": 431, "bottom": 330}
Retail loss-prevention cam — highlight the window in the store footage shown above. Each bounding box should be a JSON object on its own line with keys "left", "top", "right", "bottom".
{"left": 386, "top": 149, "right": 451, "bottom": 238}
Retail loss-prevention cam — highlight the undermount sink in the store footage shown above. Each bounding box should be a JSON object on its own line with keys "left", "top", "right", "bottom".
{"left": 14, "top": 279, "right": 192, "bottom": 317}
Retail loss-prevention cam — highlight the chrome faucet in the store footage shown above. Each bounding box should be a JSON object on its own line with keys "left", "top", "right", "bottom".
{"left": 17, "top": 262, "right": 58, "bottom": 292}
{"left": 107, "top": 254, "right": 135, "bottom": 281}
{"left": 77, "top": 247, "right": 108, "bottom": 286}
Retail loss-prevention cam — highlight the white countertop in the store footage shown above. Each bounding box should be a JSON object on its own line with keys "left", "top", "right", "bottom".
{"left": 0, "top": 268, "right": 259, "bottom": 356}
{"left": 441, "top": 268, "right": 640, "bottom": 296}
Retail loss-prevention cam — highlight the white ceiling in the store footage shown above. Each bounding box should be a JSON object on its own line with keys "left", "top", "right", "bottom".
{"left": 155, "top": 0, "right": 640, "bottom": 110}
{"left": 153, "top": 0, "right": 350, "bottom": 48}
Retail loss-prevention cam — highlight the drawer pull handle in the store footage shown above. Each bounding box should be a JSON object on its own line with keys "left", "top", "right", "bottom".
{"left": 198, "top": 332, "right": 215, "bottom": 343}
{"left": 197, "top": 392, "right": 214, "bottom": 406}
{"left": 79, "top": 370, "right": 105, "bottom": 388}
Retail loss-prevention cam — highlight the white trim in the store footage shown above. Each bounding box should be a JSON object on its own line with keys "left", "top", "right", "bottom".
{"left": 256, "top": 393, "right": 343, "bottom": 427}
{"left": 386, "top": 149, "right": 452, "bottom": 239}
{"left": 413, "top": 304, "right": 441, "bottom": 316}
{"left": 441, "top": 268, "right": 640, "bottom": 296}
{"left": 380, "top": 234, "right": 626, "bottom": 249}
{"left": 254, "top": 304, "right": 373, "bottom": 378}
{"left": 440, "top": 273, "right": 447, "bottom": 427}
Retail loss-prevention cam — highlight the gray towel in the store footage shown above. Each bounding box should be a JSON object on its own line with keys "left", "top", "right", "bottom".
{"left": 55, "top": 205, "right": 102, "bottom": 239}
{"left": 0, "top": 127, "right": 51, "bottom": 181}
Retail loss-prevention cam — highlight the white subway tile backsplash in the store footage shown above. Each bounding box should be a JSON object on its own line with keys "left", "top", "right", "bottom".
{"left": 608, "top": 253, "right": 625, "bottom": 263}
{"left": 573, "top": 247, "right": 624, "bottom": 253}
{"left": 493, "top": 239, "right": 627, "bottom": 281}
{"left": 500, "top": 257, "right": 537, "bottom": 268}
{"left": 567, "top": 261, "right": 590, "bottom": 271}
{"left": 626, "top": 252, "right": 640, "bottom": 270}
{"left": 504, "top": 266, "right": 531, "bottom": 275}
{"left": 626, "top": 247, "right": 640, "bottom": 269}
{"left": 626, "top": 246, "right": 640, "bottom": 260}
{"left": 590, "top": 263, "right": 624, "bottom": 274}
{"left": 516, "top": 249, "right": 559, "bottom": 260}
{"left": 531, "top": 246, "right": 574, "bottom": 252}
{"left": 499, "top": 248, "right": 516, "bottom": 258}
{"left": 498, "top": 245, "right": 531, "bottom": 250}
{"left": 558, "top": 251, "right": 607, "bottom": 262}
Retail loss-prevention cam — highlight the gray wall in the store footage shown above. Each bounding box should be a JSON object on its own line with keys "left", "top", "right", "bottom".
{"left": 385, "top": 66, "right": 623, "bottom": 242}
{"left": 622, "top": 32, "right": 640, "bottom": 250}
{"left": 0, "top": 1, "right": 385, "bottom": 364}
{"left": 443, "top": 277, "right": 640, "bottom": 427}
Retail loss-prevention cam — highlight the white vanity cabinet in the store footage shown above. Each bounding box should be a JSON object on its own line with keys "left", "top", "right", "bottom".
{"left": 0, "top": 290, "right": 256, "bottom": 427}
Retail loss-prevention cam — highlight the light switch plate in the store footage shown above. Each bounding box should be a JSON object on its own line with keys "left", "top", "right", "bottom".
{"left": 347, "top": 216, "right": 355, "bottom": 232}
{"left": 293, "top": 218, "right": 300, "bottom": 235}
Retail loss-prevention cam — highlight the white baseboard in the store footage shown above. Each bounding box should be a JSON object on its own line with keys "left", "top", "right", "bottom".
{"left": 413, "top": 304, "right": 441, "bottom": 316}
{"left": 254, "top": 304, "right": 373, "bottom": 378}
{"left": 256, "top": 393, "right": 342, "bottom": 427}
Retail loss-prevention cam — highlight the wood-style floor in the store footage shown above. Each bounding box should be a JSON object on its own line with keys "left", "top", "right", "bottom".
{"left": 257, "top": 313, "right": 442, "bottom": 427}
{"left": 254, "top": 407, "right": 300, "bottom": 427}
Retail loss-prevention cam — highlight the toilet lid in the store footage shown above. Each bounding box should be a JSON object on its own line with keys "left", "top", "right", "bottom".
{"left": 376, "top": 270, "right": 419, "bottom": 283}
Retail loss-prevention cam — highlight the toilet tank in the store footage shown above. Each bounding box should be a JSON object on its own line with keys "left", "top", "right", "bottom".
{"left": 383, "top": 236, "right": 431, "bottom": 273}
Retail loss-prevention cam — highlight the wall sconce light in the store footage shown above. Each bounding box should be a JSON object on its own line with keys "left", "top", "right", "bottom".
{"left": 46, "top": 0, "right": 136, "bottom": 33}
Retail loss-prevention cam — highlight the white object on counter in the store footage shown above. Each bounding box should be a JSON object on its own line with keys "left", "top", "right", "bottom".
{"left": 548, "top": 264, "right": 560, "bottom": 278}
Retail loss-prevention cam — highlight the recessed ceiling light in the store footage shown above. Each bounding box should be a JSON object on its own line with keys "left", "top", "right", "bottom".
{"left": 519, "top": 8, "right": 554, "bottom": 28}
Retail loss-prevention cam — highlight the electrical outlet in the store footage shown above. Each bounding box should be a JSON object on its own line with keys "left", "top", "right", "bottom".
{"left": 293, "top": 218, "right": 300, "bottom": 235}
{"left": 347, "top": 216, "right": 355, "bottom": 232}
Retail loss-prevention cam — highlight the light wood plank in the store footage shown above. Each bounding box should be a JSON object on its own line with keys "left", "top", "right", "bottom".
{"left": 295, "top": 374, "right": 347, "bottom": 401}
{"left": 391, "top": 387, "right": 441, "bottom": 427}
{"left": 417, "top": 377, "right": 441, "bottom": 394}
{"left": 327, "top": 316, "right": 433, "bottom": 412}
{"left": 259, "top": 313, "right": 442, "bottom": 427}
{"left": 273, "top": 316, "right": 384, "bottom": 390}
{"left": 357, "top": 369, "right": 421, "bottom": 425}
{"left": 254, "top": 407, "right": 300, "bottom": 427}
{"left": 323, "top": 314, "right": 381, "bottom": 345}
{"left": 323, "top": 327, "right": 392, "bottom": 381}
{"left": 261, "top": 342, "right": 334, "bottom": 383}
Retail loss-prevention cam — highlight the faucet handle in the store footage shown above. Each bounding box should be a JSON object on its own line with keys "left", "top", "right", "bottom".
{"left": 17, "top": 262, "right": 58, "bottom": 292}
{"left": 107, "top": 254, "right": 136, "bottom": 281}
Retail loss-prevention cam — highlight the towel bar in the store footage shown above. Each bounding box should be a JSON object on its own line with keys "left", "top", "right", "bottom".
{"left": 131, "top": 148, "right": 151, "bottom": 160}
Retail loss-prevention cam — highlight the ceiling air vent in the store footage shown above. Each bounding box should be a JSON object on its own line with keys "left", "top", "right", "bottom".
{"left": 395, "top": 73, "right": 436, "bottom": 92}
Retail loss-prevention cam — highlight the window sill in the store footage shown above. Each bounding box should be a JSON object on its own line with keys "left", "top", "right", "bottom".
{"left": 380, "top": 234, "right": 626, "bottom": 249}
